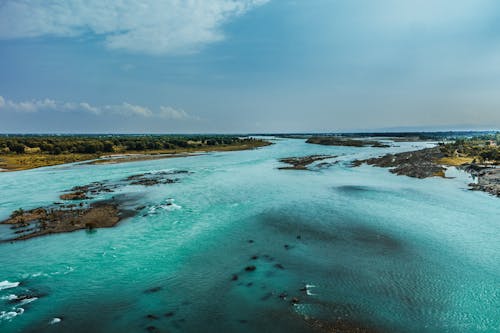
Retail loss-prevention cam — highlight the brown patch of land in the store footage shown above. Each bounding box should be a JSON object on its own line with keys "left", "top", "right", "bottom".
{"left": 279, "top": 155, "right": 337, "bottom": 170}
{"left": 124, "top": 170, "right": 188, "bottom": 186}
{"left": 0, "top": 201, "right": 129, "bottom": 241}
{"left": 0, "top": 153, "right": 100, "bottom": 172}
{"left": 437, "top": 156, "right": 474, "bottom": 166}
{"left": 352, "top": 146, "right": 445, "bottom": 178}
{"left": 306, "top": 137, "right": 390, "bottom": 148}
{"left": 59, "top": 181, "right": 117, "bottom": 201}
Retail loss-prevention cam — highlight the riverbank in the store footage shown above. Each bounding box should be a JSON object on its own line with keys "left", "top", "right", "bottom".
{"left": 0, "top": 139, "right": 271, "bottom": 171}
{"left": 353, "top": 145, "right": 500, "bottom": 197}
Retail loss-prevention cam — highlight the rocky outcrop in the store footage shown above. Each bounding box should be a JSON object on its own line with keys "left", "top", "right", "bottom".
{"left": 279, "top": 155, "right": 337, "bottom": 170}
{"left": 461, "top": 164, "right": 500, "bottom": 197}
{"left": 1, "top": 201, "right": 129, "bottom": 241}
{"left": 352, "top": 146, "right": 445, "bottom": 178}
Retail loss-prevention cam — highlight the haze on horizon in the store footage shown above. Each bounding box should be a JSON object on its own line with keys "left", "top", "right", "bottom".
{"left": 1, "top": 0, "right": 500, "bottom": 134}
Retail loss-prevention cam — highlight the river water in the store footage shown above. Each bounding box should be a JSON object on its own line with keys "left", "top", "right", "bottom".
{"left": 0, "top": 137, "right": 499, "bottom": 333}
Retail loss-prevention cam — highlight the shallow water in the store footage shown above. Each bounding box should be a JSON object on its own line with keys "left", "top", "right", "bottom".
{"left": 0, "top": 138, "right": 499, "bottom": 333}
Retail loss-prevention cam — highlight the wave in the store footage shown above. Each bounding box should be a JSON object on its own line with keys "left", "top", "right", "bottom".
{"left": 1, "top": 294, "right": 18, "bottom": 301}
{"left": 0, "top": 280, "right": 20, "bottom": 291}
{"left": 0, "top": 307, "right": 24, "bottom": 321}
{"left": 148, "top": 198, "right": 182, "bottom": 214}
{"left": 50, "top": 317, "right": 62, "bottom": 324}
{"left": 17, "top": 297, "right": 38, "bottom": 306}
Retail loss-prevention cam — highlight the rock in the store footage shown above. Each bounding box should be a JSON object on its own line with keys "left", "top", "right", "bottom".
{"left": 274, "top": 263, "right": 285, "bottom": 270}
{"left": 146, "top": 314, "right": 159, "bottom": 320}
{"left": 164, "top": 311, "right": 175, "bottom": 317}
{"left": 245, "top": 265, "right": 256, "bottom": 272}
{"left": 144, "top": 286, "right": 162, "bottom": 294}
{"left": 291, "top": 297, "right": 300, "bottom": 304}
{"left": 231, "top": 274, "right": 239, "bottom": 281}
{"left": 251, "top": 255, "right": 258, "bottom": 260}
{"left": 352, "top": 146, "right": 445, "bottom": 178}
{"left": 59, "top": 191, "right": 89, "bottom": 201}
{"left": 278, "top": 155, "right": 337, "bottom": 170}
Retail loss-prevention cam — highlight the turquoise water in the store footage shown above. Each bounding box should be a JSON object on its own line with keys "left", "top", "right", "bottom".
{"left": 0, "top": 138, "right": 499, "bottom": 333}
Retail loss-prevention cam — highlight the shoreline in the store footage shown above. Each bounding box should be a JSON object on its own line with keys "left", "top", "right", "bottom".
{"left": 353, "top": 145, "right": 499, "bottom": 197}
{"left": 0, "top": 140, "right": 272, "bottom": 172}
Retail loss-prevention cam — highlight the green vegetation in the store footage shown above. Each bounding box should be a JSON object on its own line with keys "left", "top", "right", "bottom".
{"left": 438, "top": 134, "right": 499, "bottom": 165}
{"left": 0, "top": 135, "right": 270, "bottom": 171}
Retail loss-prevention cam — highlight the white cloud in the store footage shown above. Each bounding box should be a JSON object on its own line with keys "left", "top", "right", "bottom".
{"left": 0, "top": 95, "right": 196, "bottom": 120}
{"left": 159, "top": 106, "right": 193, "bottom": 120}
{"left": 0, "top": 0, "right": 269, "bottom": 55}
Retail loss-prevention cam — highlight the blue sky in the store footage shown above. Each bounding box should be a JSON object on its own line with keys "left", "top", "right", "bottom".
{"left": 1, "top": 0, "right": 500, "bottom": 133}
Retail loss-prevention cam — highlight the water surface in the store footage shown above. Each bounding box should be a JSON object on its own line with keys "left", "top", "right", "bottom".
{"left": 1, "top": 138, "right": 499, "bottom": 332}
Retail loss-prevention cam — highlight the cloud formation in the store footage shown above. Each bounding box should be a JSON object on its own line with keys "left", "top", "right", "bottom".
{"left": 0, "top": 0, "right": 269, "bottom": 55}
{"left": 0, "top": 95, "right": 195, "bottom": 120}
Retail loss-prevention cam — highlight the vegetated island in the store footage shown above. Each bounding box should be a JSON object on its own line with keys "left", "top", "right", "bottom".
{"left": 353, "top": 135, "right": 500, "bottom": 197}
{"left": 0, "top": 135, "right": 271, "bottom": 171}
{"left": 306, "top": 136, "right": 390, "bottom": 148}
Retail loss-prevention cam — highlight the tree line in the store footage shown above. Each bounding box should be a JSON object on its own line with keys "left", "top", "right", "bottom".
{"left": 0, "top": 135, "right": 259, "bottom": 155}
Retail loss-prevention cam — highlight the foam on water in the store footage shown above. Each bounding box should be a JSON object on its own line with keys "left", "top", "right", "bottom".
{"left": 49, "top": 317, "right": 62, "bottom": 325}
{"left": 0, "top": 281, "right": 19, "bottom": 291}
{"left": 1, "top": 295, "right": 17, "bottom": 301}
{"left": 0, "top": 308, "right": 24, "bottom": 321}
{"left": 148, "top": 198, "right": 182, "bottom": 214}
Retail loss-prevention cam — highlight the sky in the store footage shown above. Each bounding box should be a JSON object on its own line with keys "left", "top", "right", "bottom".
{"left": 1, "top": 0, "right": 500, "bottom": 133}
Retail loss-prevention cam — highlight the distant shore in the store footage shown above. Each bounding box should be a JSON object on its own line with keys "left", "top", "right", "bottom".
{"left": 0, "top": 139, "right": 271, "bottom": 172}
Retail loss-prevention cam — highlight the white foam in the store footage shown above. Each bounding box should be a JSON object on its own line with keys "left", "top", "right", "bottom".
{"left": 148, "top": 198, "right": 182, "bottom": 214}
{"left": 305, "top": 284, "right": 316, "bottom": 296}
{"left": 1, "top": 294, "right": 18, "bottom": 301}
{"left": 50, "top": 317, "right": 62, "bottom": 325}
{"left": 0, "top": 280, "right": 20, "bottom": 291}
{"left": 0, "top": 307, "right": 24, "bottom": 321}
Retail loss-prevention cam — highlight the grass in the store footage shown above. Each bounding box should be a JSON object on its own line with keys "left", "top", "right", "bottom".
{"left": 437, "top": 156, "right": 475, "bottom": 166}
{"left": 0, "top": 140, "right": 271, "bottom": 172}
